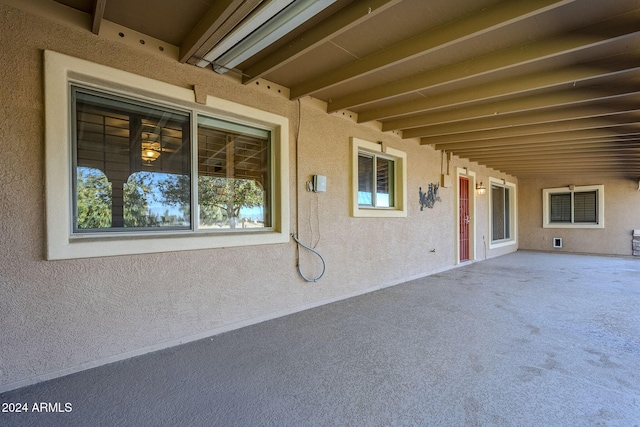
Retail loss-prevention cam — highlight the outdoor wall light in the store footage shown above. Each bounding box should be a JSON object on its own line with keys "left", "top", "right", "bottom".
{"left": 476, "top": 182, "right": 486, "bottom": 195}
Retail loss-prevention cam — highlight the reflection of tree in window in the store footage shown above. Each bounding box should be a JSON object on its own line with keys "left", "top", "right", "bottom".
{"left": 197, "top": 117, "right": 270, "bottom": 229}
{"left": 76, "top": 167, "right": 111, "bottom": 229}
{"left": 74, "top": 88, "right": 190, "bottom": 231}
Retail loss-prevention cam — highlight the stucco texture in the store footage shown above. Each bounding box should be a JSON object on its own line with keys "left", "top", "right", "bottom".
{"left": 0, "top": 3, "right": 516, "bottom": 391}
{"left": 518, "top": 177, "right": 640, "bottom": 256}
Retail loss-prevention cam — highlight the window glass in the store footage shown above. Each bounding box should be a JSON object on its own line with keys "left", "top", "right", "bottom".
{"left": 197, "top": 116, "right": 270, "bottom": 229}
{"left": 357, "top": 154, "right": 374, "bottom": 206}
{"left": 376, "top": 157, "right": 394, "bottom": 208}
{"left": 73, "top": 88, "right": 191, "bottom": 232}
{"left": 357, "top": 153, "right": 395, "bottom": 208}
{"left": 491, "top": 184, "right": 512, "bottom": 242}
{"left": 543, "top": 185, "right": 603, "bottom": 229}
{"left": 550, "top": 193, "right": 571, "bottom": 222}
{"left": 574, "top": 191, "right": 597, "bottom": 223}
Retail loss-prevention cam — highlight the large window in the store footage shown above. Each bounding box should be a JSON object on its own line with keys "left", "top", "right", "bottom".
{"left": 72, "top": 89, "right": 272, "bottom": 234}
{"left": 543, "top": 185, "right": 604, "bottom": 229}
{"left": 45, "top": 51, "right": 289, "bottom": 259}
{"left": 489, "top": 178, "right": 516, "bottom": 247}
{"left": 351, "top": 138, "right": 406, "bottom": 217}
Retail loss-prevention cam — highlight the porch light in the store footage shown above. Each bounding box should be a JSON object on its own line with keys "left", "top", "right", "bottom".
{"left": 141, "top": 141, "right": 160, "bottom": 163}
{"left": 476, "top": 182, "right": 486, "bottom": 195}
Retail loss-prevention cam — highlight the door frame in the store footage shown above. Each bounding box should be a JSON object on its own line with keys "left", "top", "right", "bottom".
{"left": 455, "top": 167, "right": 477, "bottom": 264}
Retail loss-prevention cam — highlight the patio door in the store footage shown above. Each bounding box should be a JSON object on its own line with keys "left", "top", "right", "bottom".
{"left": 459, "top": 176, "right": 470, "bottom": 262}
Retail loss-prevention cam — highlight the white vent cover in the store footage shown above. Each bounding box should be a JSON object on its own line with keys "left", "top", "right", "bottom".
{"left": 553, "top": 238, "right": 563, "bottom": 248}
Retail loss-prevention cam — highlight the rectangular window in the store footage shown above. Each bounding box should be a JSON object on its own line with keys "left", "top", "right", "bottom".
{"left": 357, "top": 153, "right": 395, "bottom": 208}
{"left": 45, "top": 50, "right": 289, "bottom": 259}
{"left": 73, "top": 88, "right": 192, "bottom": 232}
{"left": 489, "top": 178, "right": 516, "bottom": 247}
{"left": 351, "top": 138, "right": 406, "bottom": 217}
{"left": 71, "top": 88, "right": 274, "bottom": 234}
{"left": 197, "top": 116, "right": 270, "bottom": 229}
{"left": 543, "top": 185, "right": 604, "bottom": 229}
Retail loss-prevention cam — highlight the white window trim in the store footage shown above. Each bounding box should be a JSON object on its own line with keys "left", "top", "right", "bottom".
{"left": 44, "top": 50, "right": 289, "bottom": 260}
{"left": 542, "top": 185, "right": 604, "bottom": 229}
{"left": 351, "top": 137, "right": 407, "bottom": 218}
{"left": 488, "top": 177, "right": 517, "bottom": 249}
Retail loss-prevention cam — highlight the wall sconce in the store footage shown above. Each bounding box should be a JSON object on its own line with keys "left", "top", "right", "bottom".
{"left": 476, "top": 181, "right": 486, "bottom": 195}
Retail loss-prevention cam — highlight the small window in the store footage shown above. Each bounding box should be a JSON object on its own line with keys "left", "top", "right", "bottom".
{"left": 351, "top": 138, "right": 406, "bottom": 217}
{"left": 489, "top": 178, "right": 517, "bottom": 248}
{"left": 357, "top": 152, "right": 394, "bottom": 208}
{"left": 543, "top": 185, "right": 604, "bottom": 229}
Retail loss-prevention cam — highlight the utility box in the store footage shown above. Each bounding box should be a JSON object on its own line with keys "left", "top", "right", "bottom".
{"left": 441, "top": 174, "right": 452, "bottom": 188}
{"left": 633, "top": 230, "right": 640, "bottom": 256}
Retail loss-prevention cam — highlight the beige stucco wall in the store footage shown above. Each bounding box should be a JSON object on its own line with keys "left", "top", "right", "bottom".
{"left": 518, "top": 177, "right": 640, "bottom": 256}
{"left": 0, "top": 2, "right": 516, "bottom": 391}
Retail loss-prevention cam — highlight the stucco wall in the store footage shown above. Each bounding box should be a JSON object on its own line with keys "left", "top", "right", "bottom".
{"left": 518, "top": 177, "right": 640, "bottom": 256}
{"left": 0, "top": 3, "right": 516, "bottom": 391}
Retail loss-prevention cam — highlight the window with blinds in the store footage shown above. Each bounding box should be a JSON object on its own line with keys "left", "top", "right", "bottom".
{"left": 351, "top": 137, "right": 406, "bottom": 218}
{"left": 543, "top": 186, "right": 603, "bottom": 228}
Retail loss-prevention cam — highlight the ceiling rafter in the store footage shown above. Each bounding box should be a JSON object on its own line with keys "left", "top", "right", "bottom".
{"left": 241, "top": 0, "right": 402, "bottom": 84}
{"left": 422, "top": 117, "right": 640, "bottom": 146}
{"left": 358, "top": 62, "right": 640, "bottom": 123}
{"left": 432, "top": 130, "right": 640, "bottom": 150}
{"left": 180, "top": 0, "right": 260, "bottom": 64}
{"left": 402, "top": 105, "right": 640, "bottom": 139}
{"left": 91, "top": 0, "right": 106, "bottom": 35}
{"left": 288, "top": 0, "right": 574, "bottom": 99}
{"left": 457, "top": 142, "right": 640, "bottom": 158}
{"left": 327, "top": 12, "right": 640, "bottom": 112}
{"left": 382, "top": 87, "right": 640, "bottom": 132}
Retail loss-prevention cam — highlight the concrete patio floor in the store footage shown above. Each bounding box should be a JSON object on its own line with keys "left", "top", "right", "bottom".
{"left": 1, "top": 251, "right": 639, "bottom": 426}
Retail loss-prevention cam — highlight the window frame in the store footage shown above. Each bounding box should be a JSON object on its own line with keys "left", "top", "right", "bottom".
{"left": 351, "top": 138, "right": 407, "bottom": 218}
{"left": 45, "top": 50, "right": 289, "bottom": 260}
{"left": 488, "top": 177, "right": 517, "bottom": 249}
{"left": 542, "top": 185, "right": 604, "bottom": 229}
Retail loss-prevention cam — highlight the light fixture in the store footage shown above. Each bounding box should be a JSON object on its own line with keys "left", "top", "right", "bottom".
{"left": 141, "top": 141, "right": 161, "bottom": 163}
{"left": 476, "top": 181, "right": 486, "bottom": 195}
{"left": 198, "top": 0, "right": 337, "bottom": 73}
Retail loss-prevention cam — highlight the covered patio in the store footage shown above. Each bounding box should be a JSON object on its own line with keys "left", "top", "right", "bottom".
{"left": 1, "top": 251, "right": 638, "bottom": 426}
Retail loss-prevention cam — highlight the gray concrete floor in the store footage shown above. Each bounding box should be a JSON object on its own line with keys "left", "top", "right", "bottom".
{"left": 1, "top": 251, "right": 639, "bottom": 427}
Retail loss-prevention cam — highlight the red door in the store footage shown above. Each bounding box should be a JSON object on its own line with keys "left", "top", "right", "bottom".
{"left": 459, "top": 176, "right": 470, "bottom": 262}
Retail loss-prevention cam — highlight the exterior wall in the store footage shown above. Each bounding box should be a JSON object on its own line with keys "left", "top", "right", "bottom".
{"left": 0, "top": 3, "right": 516, "bottom": 392}
{"left": 519, "top": 177, "right": 640, "bottom": 256}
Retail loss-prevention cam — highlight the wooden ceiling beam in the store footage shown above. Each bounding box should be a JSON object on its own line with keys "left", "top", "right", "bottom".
{"left": 432, "top": 130, "right": 640, "bottom": 150}
{"left": 289, "top": 0, "right": 574, "bottom": 99}
{"left": 358, "top": 62, "right": 640, "bottom": 123}
{"left": 179, "top": 0, "right": 259, "bottom": 64}
{"left": 328, "top": 13, "right": 640, "bottom": 111}
{"left": 382, "top": 88, "right": 640, "bottom": 132}
{"left": 513, "top": 170, "right": 640, "bottom": 177}
{"left": 423, "top": 118, "right": 640, "bottom": 145}
{"left": 242, "top": 0, "right": 402, "bottom": 84}
{"left": 92, "top": 0, "right": 107, "bottom": 35}
{"left": 479, "top": 157, "right": 640, "bottom": 166}
{"left": 462, "top": 145, "right": 640, "bottom": 159}
{"left": 402, "top": 106, "right": 640, "bottom": 139}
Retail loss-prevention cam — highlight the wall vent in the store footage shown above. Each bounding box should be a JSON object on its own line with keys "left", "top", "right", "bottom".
{"left": 553, "top": 238, "right": 563, "bottom": 248}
